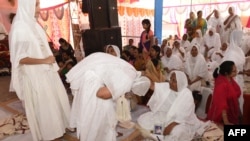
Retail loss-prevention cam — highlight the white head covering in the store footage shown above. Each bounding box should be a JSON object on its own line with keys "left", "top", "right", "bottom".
{"left": 190, "top": 44, "right": 200, "bottom": 63}
{"left": 169, "top": 71, "right": 188, "bottom": 92}
{"left": 9, "top": 0, "right": 58, "bottom": 99}
{"left": 230, "top": 6, "right": 236, "bottom": 15}
{"left": 131, "top": 75, "right": 150, "bottom": 96}
{"left": 208, "top": 27, "right": 216, "bottom": 35}
{"left": 105, "top": 44, "right": 121, "bottom": 58}
{"left": 14, "top": 0, "right": 36, "bottom": 26}
{"left": 223, "top": 30, "right": 245, "bottom": 70}
{"left": 196, "top": 29, "right": 203, "bottom": 38}
{"left": 163, "top": 45, "right": 172, "bottom": 57}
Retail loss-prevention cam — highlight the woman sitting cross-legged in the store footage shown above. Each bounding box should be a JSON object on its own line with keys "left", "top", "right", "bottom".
{"left": 122, "top": 70, "right": 211, "bottom": 141}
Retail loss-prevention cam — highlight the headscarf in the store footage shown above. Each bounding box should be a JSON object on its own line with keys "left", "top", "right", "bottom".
{"left": 161, "top": 46, "right": 183, "bottom": 74}
{"left": 185, "top": 44, "right": 208, "bottom": 91}
{"left": 165, "top": 71, "right": 195, "bottom": 124}
{"left": 189, "top": 44, "right": 200, "bottom": 63}
{"left": 9, "top": 0, "right": 58, "bottom": 99}
{"left": 191, "top": 29, "right": 204, "bottom": 49}
{"left": 222, "top": 30, "right": 245, "bottom": 71}
{"left": 203, "top": 27, "right": 221, "bottom": 56}
{"left": 169, "top": 71, "right": 188, "bottom": 92}
{"left": 105, "top": 44, "right": 121, "bottom": 58}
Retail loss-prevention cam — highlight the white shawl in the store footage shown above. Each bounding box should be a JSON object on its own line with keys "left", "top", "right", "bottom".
{"left": 222, "top": 30, "right": 246, "bottom": 113}
{"left": 8, "top": 0, "right": 59, "bottom": 100}
{"left": 66, "top": 53, "right": 150, "bottom": 140}
{"left": 184, "top": 45, "right": 208, "bottom": 91}
{"left": 161, "top": 46, "right": 183, "bottom": 79}
{"left": 203, "top": 28, "right": 221, "bottom": 57}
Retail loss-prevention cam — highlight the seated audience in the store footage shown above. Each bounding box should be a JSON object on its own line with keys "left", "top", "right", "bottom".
{"left": 122, "top": 71, "right": 210, "bottom": 141}
{"left": 161, "top": 46, "right": 183, "bottom": 80}
{"left": 203, "top": 28, "right": 221, "bottom": 58}
{"left": 184, "top": 44, "right": 208, "bottom": 91}
{"left": 180, "top": 33, "right": 191, "bottom": 52}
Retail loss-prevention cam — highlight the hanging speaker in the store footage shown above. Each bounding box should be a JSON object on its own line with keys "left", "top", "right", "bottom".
{"left": 81, "top": 0, "right": 89, "bottom": 13}
{"left": 82, "top": 27, "right": 122, "bottom": 56}
{"left": 84, "top": 0, "right": 119, "bottom": 29}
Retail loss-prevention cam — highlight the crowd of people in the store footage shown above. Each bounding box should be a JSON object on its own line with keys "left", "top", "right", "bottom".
{"left": 4, "top": 0, "right": 250, "bottom": 140}
{"left": 119, "top": 5, "right": 250, "bottom": 140}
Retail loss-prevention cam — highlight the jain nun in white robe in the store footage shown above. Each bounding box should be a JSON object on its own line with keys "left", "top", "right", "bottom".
{"left": 66, "top": 52, "right": 150, "bottom": 141}
{"left": 222, "top": 6, "right": 242, "bottom": 44}
{"left": 222, "top": 30, "right": 246, "bottom": 114}
{"left": 105, "top": 44, "right": 135, "bottom": 128}
{"left": 137, "top": 71, "right": 210, "bottom": 141}
{"left": 161, "top": 46, "right": 183, "bottom": 80}
{"left": 203, "top": 28, "right": 221, "bottom": 58}
{"left": 191, "top": 29, "right": 205, "bottom": 55}
{"left": 184, "top": 44, "right": 208, "bottom": 91}
{"left": 8, "top": 0, "right": 71, "bottom": 140}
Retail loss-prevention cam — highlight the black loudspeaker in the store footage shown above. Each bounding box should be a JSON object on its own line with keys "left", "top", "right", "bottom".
{"left": 86, "top": 0, "right": 119, "bottom": 29}
{"left": 82, "top": 27, "right": 122, "bottom": 56}
{"left": 81, "top": 0, "right": 89, "bottom": 13}
{"left": 107, "top": 0, "right": 119, "bottom": 27}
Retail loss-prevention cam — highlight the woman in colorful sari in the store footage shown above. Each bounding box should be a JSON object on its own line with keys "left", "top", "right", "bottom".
{"left": 122, "top": 71, "right": 211, "bottom": 141}
{"left": 139, "top": 19, "right": 154, "bottom": 54}
{"left": 221, "top": 30, "right": 246, "bottom": 116}
{"left": 207, "top": 61, "right": 241, "bottom": 125}
{"left": 132, "top": 48, "right": 146, "bottom": 71}
{"left": 192, "top": 10, "right": 208, "bottom": 36}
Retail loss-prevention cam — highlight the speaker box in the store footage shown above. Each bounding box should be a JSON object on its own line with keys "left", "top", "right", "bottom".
{"left": 85, "top": 0, "right": 119, "bottom": 29}
{"left": 82, "top": 27, "right": 122, "bottom": 56}
{"left": 81, "top": 0, "right": 89, "bottom": 13}
{"left": 107, "top": 0, "right": 119, "bottom": 28}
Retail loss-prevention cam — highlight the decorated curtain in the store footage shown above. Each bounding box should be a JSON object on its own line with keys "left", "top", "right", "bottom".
{"left": 162, "top": 1, "right": 250, "bottom": 39}
{"left": 38, "top": 2, "right": 70, "bottom": 49}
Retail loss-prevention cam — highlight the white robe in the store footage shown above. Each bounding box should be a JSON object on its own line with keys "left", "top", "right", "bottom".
{"left": 191, "top": 30, "right": 205, "bottom": 56}
{"left": 66, "top": 53, "right": 148, "bottom": 141}
{"left": 139, "top": 79, "right": 210, "bottom": 141}
{"left": 203, "top": 31, "right": 221, "bottom": 58}
{"left": 180, "top": 40, "right": 191, "bottom": 52}
{"left": 207, "top": 16, "right": 224, "bottom": 37}
{"left": 211, "top": 49, "right": 226, "bottom": 64}
{"left": 184, "top": 52, "right": 208, "bottom": 91}
{"left": 222, "top": 12, "right": 242, "bottom": 44}
{"left": 9, "top": 1, "right": 70, "bottom": 140}
{"left": 161, "top": 54, "right": 183, "bottom": 80}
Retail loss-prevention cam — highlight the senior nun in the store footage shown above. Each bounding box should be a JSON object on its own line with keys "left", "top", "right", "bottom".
{"left": 66, "top": 52, "right": 150, "bottom": 141}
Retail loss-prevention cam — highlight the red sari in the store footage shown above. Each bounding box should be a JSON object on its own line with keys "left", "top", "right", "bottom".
{"left": 207, "top": 75, "right": 241, "bottom": 124}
